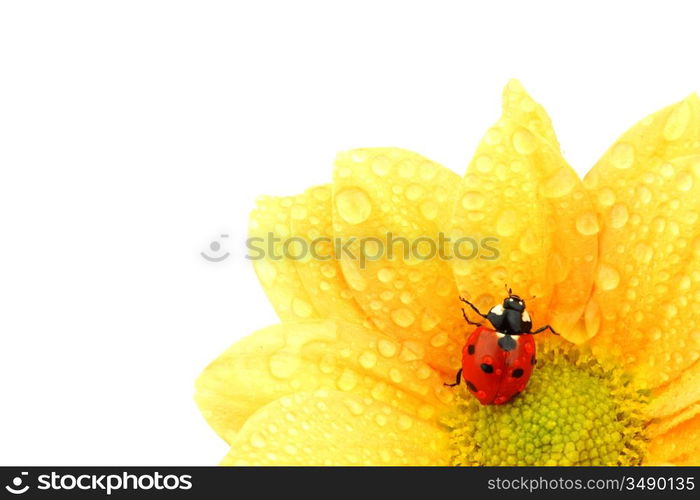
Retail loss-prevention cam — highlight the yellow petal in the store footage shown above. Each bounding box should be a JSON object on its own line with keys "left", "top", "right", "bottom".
{"left": 332, "top": 148, "right": 464, "bottom": 372}
{"left": 450, "top": 80, "right": 597, "bottom": 339}
{"left": 648, "top": 359, "right": 700, "bottom": 419}
{"left": 648, "top": 401, "right": 700, "bottom": 438}
{"left": 646, "top": 412, "right": 700, "bottom": 465}
{"left": 195, "top": 319, "right": 452, "bottom": 443}
{"left": 249, "top": 195, "right": 322, "bottom": 321}
{"left": 584, "top": 93, "right": 700, "bottom": 389}
{"left": 221, "top": 390, "right": 450, "bottom": 465}
{"left": 288, "top": 185, "right": 369, "bottom": 324}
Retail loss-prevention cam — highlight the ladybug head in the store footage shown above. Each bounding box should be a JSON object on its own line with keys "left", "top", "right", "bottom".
{"left": 503, "top": 294, "right": 526, "bottom": 312}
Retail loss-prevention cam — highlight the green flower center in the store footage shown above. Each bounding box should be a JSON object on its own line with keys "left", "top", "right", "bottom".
{"left": 442, "top": 341, "right": 648, "bottom": 466}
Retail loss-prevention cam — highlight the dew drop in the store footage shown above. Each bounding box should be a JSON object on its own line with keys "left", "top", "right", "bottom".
{"left": 405, "top": 184, "right": 424, "bottom": 201}
{"left": 633, "top": 243, "right": 654, "bottom": 264}
{"left": 359, "top": 351, "right": 378, "bottom": 369}
{"left": 320, "top": 264, "right": 337, "bottom": 279}
{"left": 335, "top": 187, "right": 372, "bottom": 224}
{"left": 542, "top": 168, "right": 577, "bottom": 198}
{"left": 371, "top": 155, "right": 392, "bottom": 176}
{"left": 339, "top": 258, "right": 367, "bottom": 292}
{"left": 398, "top": 415, "right": 413, "bottom": 430}
{"left": 512, "top": 128, "right": 537, "bottom": 155}
{"left": 292, "top": 298, "right": 313, "bottom": 318}
{"left": 375, "top": 414, "right": 388, "bottom": 427}
{"left": 250, "top": 432, "right": 267, "bottom": 449}
{"left": 290, "top": 205, "right": 308, "bottom": 220}
{"left": 345, "top": 399, "right": 365, "bottom": 416}
{"left": 496, "top": 209, "right": 518, "bottom": 236}
{"left": 677, "top": 171, "right": 694, "bottom": 192}
{"left": 420, "top": 310, "right": 441, "bottom": 332}
{"left": 377, "top": 267, "right": 395, "bottom": 283}
{"left": 398, "top": 159, "right": 417, "bottom": 179}
{"left": 575, "top": 212, "right": 600, "bottom": 236}
{"left": 597, "top": 188, "right": 616, "bottom": 207}
{"left": 389, "top": 368, "right": 403, "bottom": 383}
{"left": 663, "top": 100, "right": 691, "bottom": 141}
{"left": 391, "top": 308, "right": 415, "bottom": 328}
{"left": 609, "top": 203, "right": 629, "bottom": 229}
{"left": 635, "top": 186, "right": 652, "bottom": 205}
{"left": 419, "top": 200, "right": 438, "bottom": 220}
{"left": 418, "top": 161, "right": 437, "bottom": 181}
{"left": 430, "top": 331, "right": 448, "bottom": 347}
{"left": 418, "top": 404, "right": 435, "bottom": 419}
{"left": 474, "top": 155, "right": 493, "bottom": 173}
{"left": 378, "top": 339, "right": 398, "bottom": 357}
{"left": 596, "top": 264, "right": 620, "bottom": 291}
{"left": 609, "top": 143, "right": 635, "bottom": 169}
{"left": 337, "top": 369, "right": 359, "bottom": 391}
{"left": 461, "top": 191, "right": 486, "bottom": 210}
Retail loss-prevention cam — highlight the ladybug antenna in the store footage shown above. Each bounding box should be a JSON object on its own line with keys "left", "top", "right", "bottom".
{"left": 504, "top": 284, "right": 513, "bottom": 297}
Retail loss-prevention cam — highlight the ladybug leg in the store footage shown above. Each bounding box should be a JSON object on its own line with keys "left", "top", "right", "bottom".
{"left": 459, "top": 296, "right": 488, "bottom": 319}
{"left": 532, "top": 324, "right": 560, "bottom": 336}
{"left": 444, "top": 368, "right": 462, "bottom": 387}
{"left": 461, "top": 308, "right": 482, "bottom": 326}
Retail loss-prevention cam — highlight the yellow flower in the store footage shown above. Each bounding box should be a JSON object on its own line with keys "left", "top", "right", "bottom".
{"left": 195, "top": 80, "right": 700, "bottom": 466}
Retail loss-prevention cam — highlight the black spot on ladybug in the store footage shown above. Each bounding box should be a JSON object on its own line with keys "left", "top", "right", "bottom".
{"left": 467, "top": 345, "right": 475, "bottom": 355}
{"left": 466, "top": 381, "right": 477, "bottom": 392}
{"left": 512, "top": 368, "right": 524, "bottom": 378}
{"left": 531, "top": 356, "right": 537, "bottom": 365}
{"left": 498, "top": 335, "right": 517, "bottom": 351}
{"left": 480, "top": 363, "right": 494, "bottom": 374}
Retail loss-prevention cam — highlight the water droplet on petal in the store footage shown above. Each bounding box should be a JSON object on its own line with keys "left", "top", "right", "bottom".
{"left": 339, "top": 258, "right": 367, "bottom": 292}
{"left": 474, "top": 155, "right": 493, "bottom": 173}
{"left": 405, "top": 184, "right": 424, "bottom": 201}
{"left": 542, "top": 168, "right": 577, "bottom": 198}
{"left": 378, "top": 339, "right": 398, "bottom": 357}
{"left": 496, "top": 209, "right": 518, "bottom": 236}
{"left": 419, "top": 200, "right": 438, "bottom": 220}
{"left": 371, "top": 155, "right": 392, "bottom": 176}
{"left": 512, "top": 128, "right": 537, "bottom": 155}
{"left": 596, "top": 264, "right": 620, "bottom": 291}
{"left": 336, "top": 187, "right": 372, "bottom": 224}
{"left": 664, "top": 100, "right": 691, "bottom": 141}
{"left": 337, "top": 369, "right": 359, "bottom": 391}
{"left": 391, "top": 308, "right": 415, "bottom": 328}
{"left": 609, "top": 203, "right": 629, "bottom": 229}
{"left": 609, "top": 143, "right": 635, "bottom": 169}
{"left": 677, "top": 171, "right": 694, "bottom": 191}
{"left": 358, "top": 351, "right": 377, "bottom": 369}
{"left": 635, "top": 186, "right": 652, "bottom": 205}
{"left": 461, "top": 192, "right": 486, "bottom": 210}
{"left": 345, "top": 399, "right": 365, "bottom": 416}
{"left": 597, "top": 188, "right": 616, "bottom": 207}
{"left": 250, "top": 432, "right": 266, "bottom": 449}
{"left": 377, "top": 267, "right": 395, "bottom": 283}
{"left": 633, "top": 243, "right": 654, "bottom": 264}
{"left": 389, "top": 368, "right": 403, "bottom": 383}
{"left": 398, "top": 415, "right": 413, "bottom": 430}
{"left": 398, "top": 159, "right": 417, "bottom": 178}
{"left": 575, "top": 212, "right": 600, "bottom": 235}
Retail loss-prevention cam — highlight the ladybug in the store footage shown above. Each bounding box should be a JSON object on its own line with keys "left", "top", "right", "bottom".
{"left": 445, "top": 288, "right": 559, "bottom": 405}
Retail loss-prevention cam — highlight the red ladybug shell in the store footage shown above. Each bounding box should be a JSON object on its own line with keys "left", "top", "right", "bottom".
{"left": 461, "top": 326, "right": 536, "bottom": 405}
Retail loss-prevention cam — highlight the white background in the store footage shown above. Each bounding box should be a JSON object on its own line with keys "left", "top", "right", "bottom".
{"left": 0, "top": 1, "right": 698, "bottom": 465}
